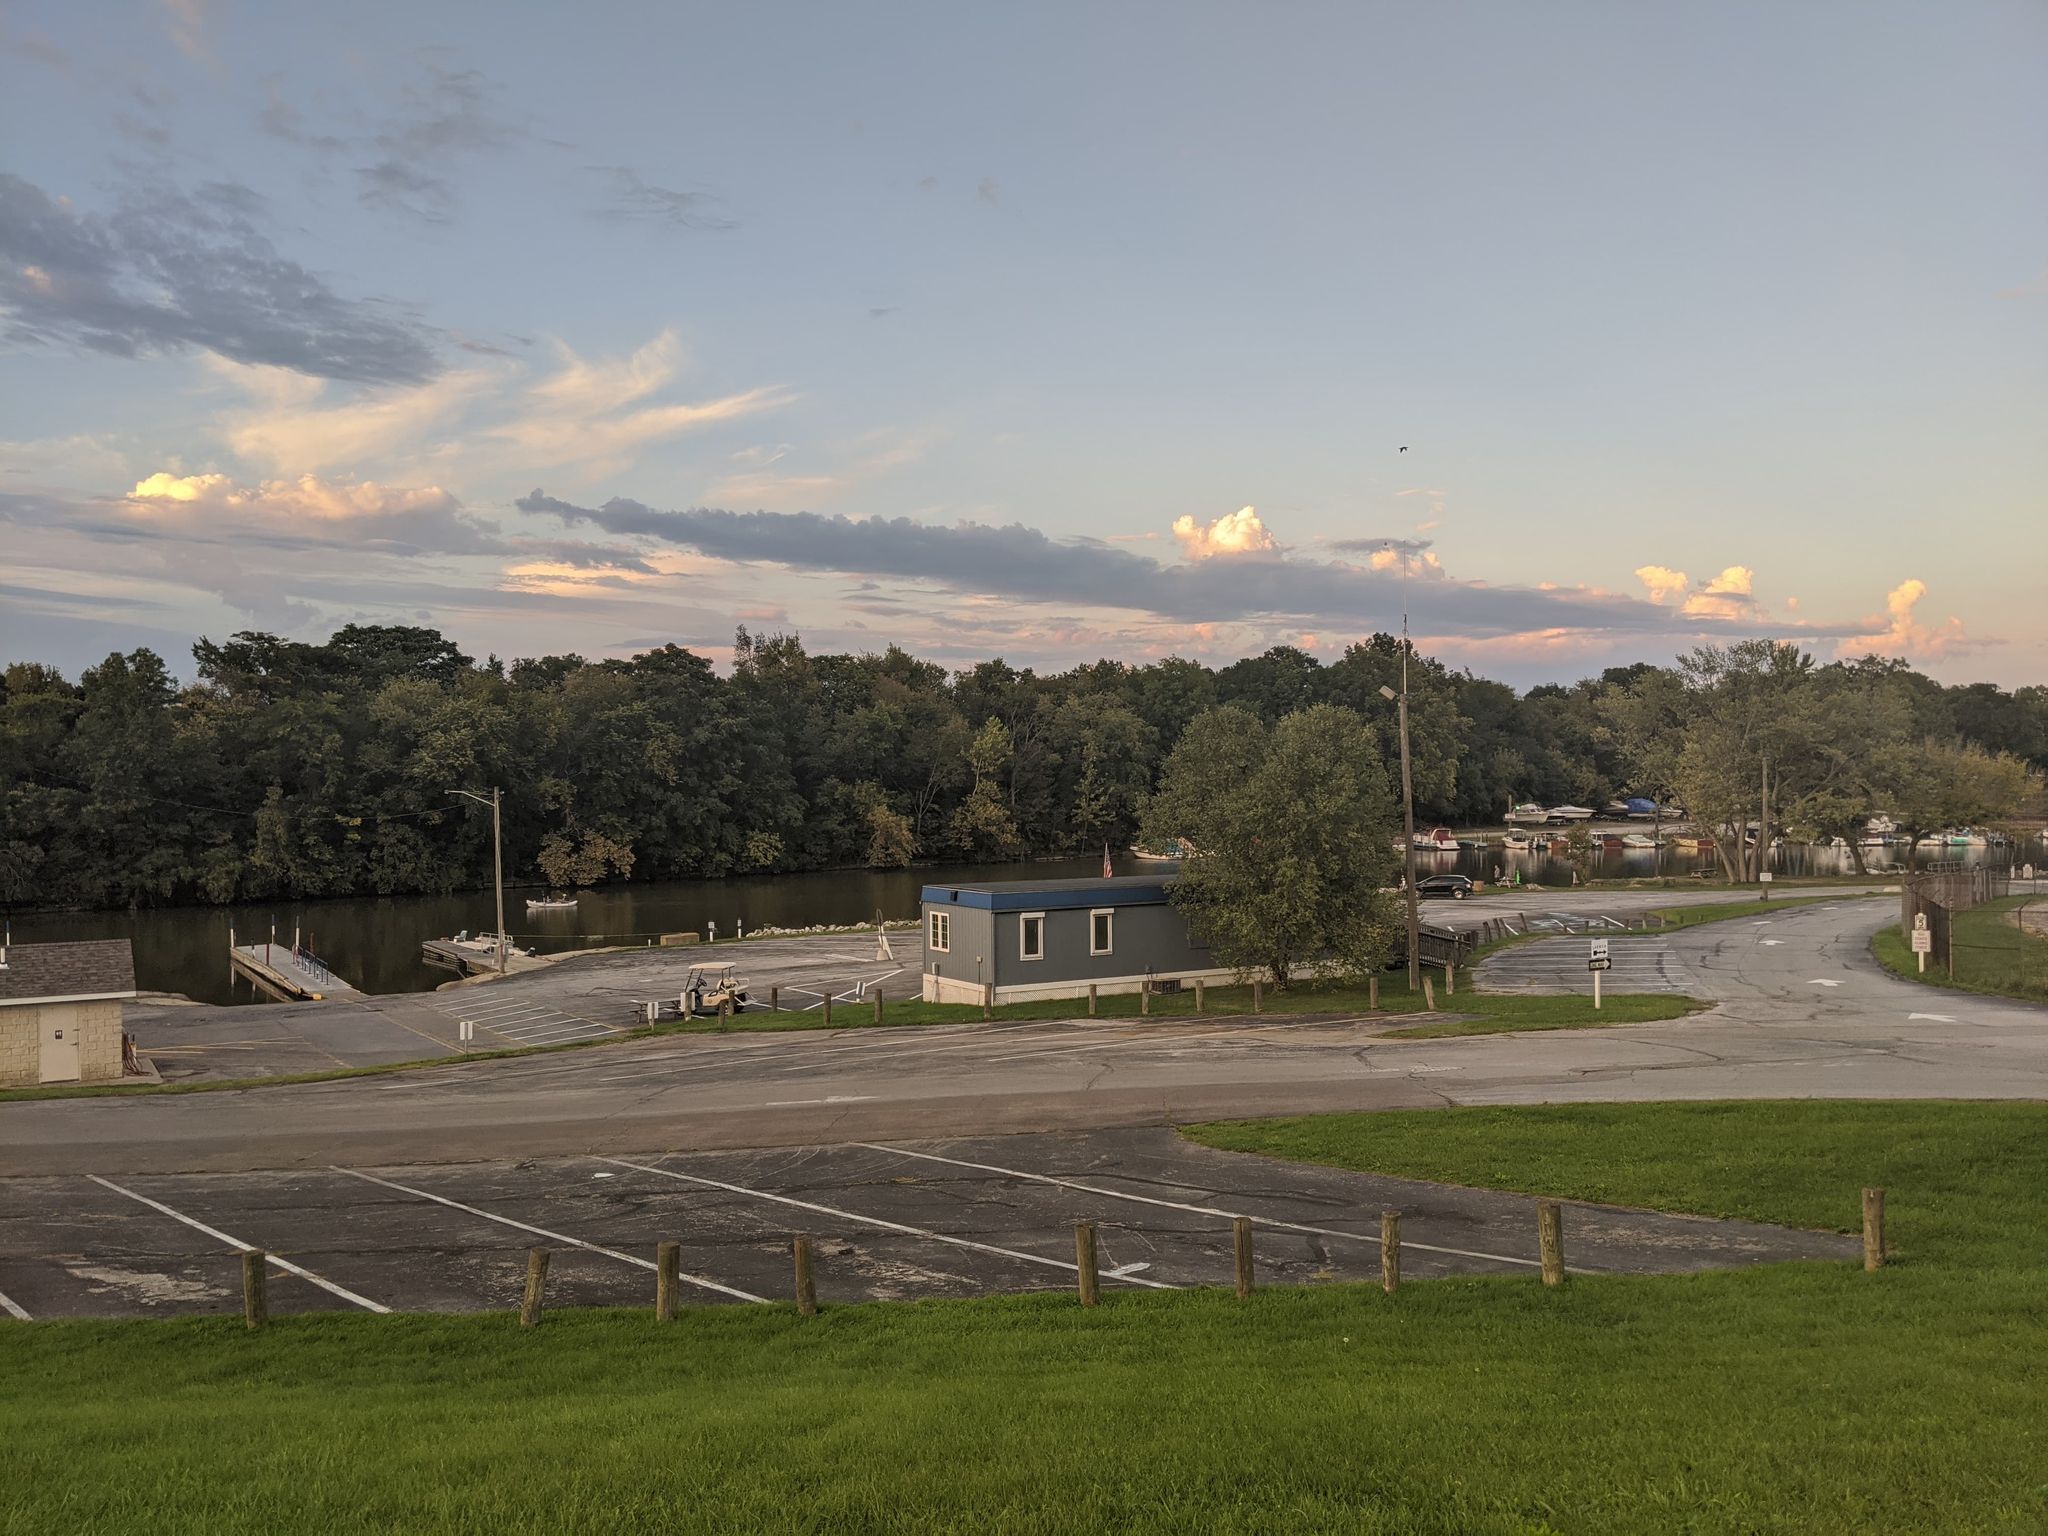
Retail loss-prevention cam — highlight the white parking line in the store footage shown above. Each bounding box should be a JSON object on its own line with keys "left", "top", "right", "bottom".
{"left": 332, "top": 1166, "right": 765, "bottom": 1303}
{"left": 593, "top": 1155, "right": 1178, "bottom": 1290}
{"left": 854, "top": 1145, "right": 1564, "bottom": 1272}
{"left": 86, "top": 1174, "right": 390, "bottom": 1311}
{"left": 0, "top": 1284, "right": 29, "bottom": 1321}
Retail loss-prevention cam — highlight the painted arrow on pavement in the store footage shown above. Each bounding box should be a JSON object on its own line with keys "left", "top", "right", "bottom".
{"left": 1759, "top": 939, "right": 1784, "bottom": 946}
{"left": 1908, "top": 1013, "right": 1960, "bottom": 1023}
{"left": 1808, "top": 979, "right": 1845, "bottom": 988}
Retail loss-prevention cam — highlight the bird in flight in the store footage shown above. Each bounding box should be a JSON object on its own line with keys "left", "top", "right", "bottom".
{"left": 1399, "top": 446, "right": 1409, "bottom": 453}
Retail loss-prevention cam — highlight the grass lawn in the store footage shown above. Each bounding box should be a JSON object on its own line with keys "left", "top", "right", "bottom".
{"left": 7, "top": 1101, "right": 2045, "bottom": 1532}
{"left": 1872, "top": 896, "right": 2048, "bottom": 1004}
{"left": 1643, "top": 890, "right": 1865, "bottom": 929}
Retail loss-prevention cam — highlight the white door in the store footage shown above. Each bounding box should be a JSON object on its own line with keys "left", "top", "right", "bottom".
{"left": 38, "top": 1010, "right": 81, "bottom": 1083}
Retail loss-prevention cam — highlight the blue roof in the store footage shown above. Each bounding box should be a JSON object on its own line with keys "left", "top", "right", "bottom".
{"left": 921, "top": 875, "right": 1171, "bottom": 912}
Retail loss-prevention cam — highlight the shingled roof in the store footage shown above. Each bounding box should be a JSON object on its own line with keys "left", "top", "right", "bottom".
{"left": 0, "top": 939, "right": 137, "bottom": 1004}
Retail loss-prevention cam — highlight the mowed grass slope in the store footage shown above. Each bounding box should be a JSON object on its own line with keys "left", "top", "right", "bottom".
{"left": 7, "top": 1101, "right": 2047, "bottom": 1533}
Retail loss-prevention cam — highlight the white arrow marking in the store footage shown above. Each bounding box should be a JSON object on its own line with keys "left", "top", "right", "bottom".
{"left": 1908, "top": 1012, "right": 1959, "bottom": 1023}
{"left": 762, "top": 1094, "right": 877, "bottom": 1107}
{"left": 1808, "top": 979, "right": 1844, "bottom": 988}
{"left": 1759, "top": 939, "right": 1784, "bottom": 946}
{"left": 1106, "top": 1261, "right": 1152, "bottom": 1277}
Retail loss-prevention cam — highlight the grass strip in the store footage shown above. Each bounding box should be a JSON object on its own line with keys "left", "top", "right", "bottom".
{"left": 1871, "top": 895, "right": 2048, "bottom": 1004}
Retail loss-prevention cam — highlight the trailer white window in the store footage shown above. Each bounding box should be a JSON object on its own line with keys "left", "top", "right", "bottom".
{"left": 928, "top": 910, "right": 950, "bottom": 953}
{"left": 1019, "top": 912, "right": 1045, "bottom": 961}
{"left": 1090, "top": 908, "right": 1114, "bottom": 956}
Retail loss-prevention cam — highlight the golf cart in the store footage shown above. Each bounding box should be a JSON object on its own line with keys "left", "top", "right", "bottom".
{"left": 682, "top": 962, "right": 751, "bottom": 1016}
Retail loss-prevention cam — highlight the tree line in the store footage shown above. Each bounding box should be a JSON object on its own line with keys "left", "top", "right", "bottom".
{"left": 1, "top": 623, "right": 2042, "bottom": 911}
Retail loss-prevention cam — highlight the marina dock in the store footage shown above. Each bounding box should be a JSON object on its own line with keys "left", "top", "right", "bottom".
{"left": 421, "top": 937, "right": 549, "bottom": 979}
{"left": 228, "top": 935, "right": 360, "bottom": 1002}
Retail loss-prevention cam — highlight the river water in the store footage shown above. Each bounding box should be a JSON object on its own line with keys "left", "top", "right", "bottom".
{"left": 8, "top": 842, "right": 2024, "bottom": 1006}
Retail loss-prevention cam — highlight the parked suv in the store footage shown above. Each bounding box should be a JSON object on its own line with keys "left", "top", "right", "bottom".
{"left": 1415, "top": 874, "right": 1475, "bottom": 900}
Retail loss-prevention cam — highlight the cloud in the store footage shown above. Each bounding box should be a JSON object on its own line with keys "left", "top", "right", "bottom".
{"left": 977, "top": 178, "right": 1001, "bottom": 206}
{"left": 158, "top": 0, "right": 208, "bottom": 59}
{"left": 1332, "top": 535, "right": 1445, "bottom": 578}
{"left": 122, "top": 469, "right": 503, "bottom": 555}
{"left": 1172, "top": 505, "right": 1279, "bottom": 559}
{"left": 1634, "top": 564, "right": 1690, "bottom": 604}
{"left": 517, "top": 491, "right": 1856, "bottom": 644}
{"left": 0, "top": 174, "right": 441, "bottom": 385}
{"left": 0, "top": 21, "right": 69, "bottom": 68}
{"left": 589, "top": 167, "right": 734, "bottom": 230}
{"left": 208, "top": 359, "right": 499, "bottom": 473}
{"left": 1843, "top": 578, "right": 1974, "bottom": 661}
{"left": 355, "top": 61, "right": 516, "bottom": 222}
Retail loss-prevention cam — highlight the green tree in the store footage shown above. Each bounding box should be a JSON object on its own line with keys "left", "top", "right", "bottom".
{"left": 1141, "top": 704, "right": 1398, "bottom": 989}
{"left": 949, "top": 718, "right": 1021, "bottom": 859}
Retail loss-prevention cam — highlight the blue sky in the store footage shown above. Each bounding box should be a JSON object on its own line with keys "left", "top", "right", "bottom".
{"left": 3, "top": 0, "right": 2043, "bottom": 685}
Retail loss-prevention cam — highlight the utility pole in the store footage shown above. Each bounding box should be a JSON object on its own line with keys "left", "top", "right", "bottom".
{"left": 449, "top": 786, "right": 507, "bottom": 976}
{"left": 1379, "top": 543, "right": 1421, "bottom": 990}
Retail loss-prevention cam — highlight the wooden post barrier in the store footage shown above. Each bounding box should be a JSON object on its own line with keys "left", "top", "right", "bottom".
{"left": 1232, "top": 1216, "right": 1254, "bottom": 1299}
{"left": 793, "top": 1235, "right": 818, "bottom": 1316}
{"left": 1194, "top": 978, "right": 1204, "bottom": 1014}
{"left": 1073, "top": 1222, "right": 1100, "bottom": 1307}
{"left": 983, "top": 983, "right": 994, "bottom": 1021}
{"left": 769, "top": 984, "right": 779, "bottom": 1011}
{"left": 1252, "top": 979, "right": 1263, "bottom": 1014}
{"left": 520, "top": 1247, "right": 551, "bottom": 1326}
{"left": 1537, "top": 1202, "right": 1565, "bottom": 1286}
{"left": 1421, "top": 975, "right": 1436, "bottom": 1011}
{"left": 655, "top": 1240, "right": 681, "bottom": 1322}
{"left": 241, "top": 1249, "right": 268, "bottom": 1330}
{"left": 822, "top": 992, "right": 832, "bottom": 1027}
{"left": 717, "top": 998, "right": 732, "bottom": 1029}
{"left": 1863, "top": 1187, "right": 1886, "bottom": 1271}
{"left": 1381, "top": 1211, "right": 1401, "bottom": 1293}
{"left": 872, "top": 991, "right": 883, "bottom": 1026}
{"left": 1368, "top": 975, "right": 1378, "bottom": 1011}
{"left": 1140, "top": 981, "right": 1150, "bottom": 1016}
{"left": 1441, "top": 961, "right": 1454, "bottom": 997}
{"left": 1087, "top": 984, "right": 1098, "bottom": 1017}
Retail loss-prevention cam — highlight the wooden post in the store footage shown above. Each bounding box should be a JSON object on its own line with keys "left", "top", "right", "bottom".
{"left": 520, "top": 1247, "right": 551, "bottom": 1326}
{"left": 1442, "top": 961, "right": 1454, "bottom": 997}
{"left": 655, "top": 1240, "right": 680, "bottom": 1322}
{"left": 769, "top": 984, "right": 780, "bottom": 1011}
{"left": 1073, "top": 1222, "right": 1100, "bottom": 1307}
{"left": 983, "top": 983, "right": 993, "bottom": 1020}
{"left": 1252, "top": 978, "right": 1262, "bottom": 1014}
{"left": 1421, "top": 975, "right": 1436, "bottom": 1011}
{"left": 1140, "top": 981, "right": 1150, "bottom": 1016}
{"left": 1368, "top": 975, "right": 1379, "bottom": 1011}
{"left": 1862, "top": 1187, "right": 1886, "bottom": 1271}
{"left": 717, "top": 998, "right": 732, "bottom": 1030}
{"left": 1537, "top": 1201, "right": 1565, "bottom": 1286}
{"left": 1194, "top": 978, "right": 1204, "bottom": 1014}
{"left": 822, "top": 992, "right": 832, "bottom": 1027}
{"left": 872, "top": 991, "right": 883, "bottom": 1026}
{"left": 241, "top": 1249, "right": 268, "bottom": 1330}
{"left": 793, "top": 1235, "right": 818, "bottom": 1315}
{"left": 1232, "top": 1216, "right": 1254, "bottom": 1299}
{"left": 1381, "top": 1211, "right": 1401, "bottom": 1293}
{"left": 1087, "top": 984, "right": 1098, "bottom": 1017}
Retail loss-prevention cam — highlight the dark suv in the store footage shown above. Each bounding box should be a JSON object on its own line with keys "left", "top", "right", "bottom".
{"left": 1416, "top": 874, "right": 1475, "bottom": 900}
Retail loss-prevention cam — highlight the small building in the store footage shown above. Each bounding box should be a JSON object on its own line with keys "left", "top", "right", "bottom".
{"left": 920, "top": 875, "right": 1230, "bottom": 1005}
{"left": 0, "top": 939, "right": 136, "bottom": 1087}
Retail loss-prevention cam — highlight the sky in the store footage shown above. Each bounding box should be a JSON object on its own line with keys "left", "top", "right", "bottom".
{"left": 2, "top": 0, "right": 2044, "bottom": 689}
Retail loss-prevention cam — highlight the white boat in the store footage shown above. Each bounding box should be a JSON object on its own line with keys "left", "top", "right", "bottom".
{"left": 1547, "top": 805, "right": 1595, "bottom": 822}
{"left": 1621, "top": 833, "right": 1658, "bottom": 850}
{"left": 526, "top": 894, "right": 578, "bottom": 910}
{"left": 1129, "top": 840, "right": 1185, "bottom": 862}
{"left": 1411, "top": 826, "right": 1460, "bottom": 850}
{"left": 1504, "top": 803, "right": 1550, "bottom": 826}
{"left": 1501, "top": 832, "right": 1535, "bottom": 852}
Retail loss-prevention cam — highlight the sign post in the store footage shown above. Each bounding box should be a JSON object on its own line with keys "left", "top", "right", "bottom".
{"left": 1759, "top": 870, "right": 1773, "bottom": 903}
{"left": 1910, "top": 912, "right": 1932, "bottom": 974}
{"left": 1588, "top": 937, "right": 1611, "bottom": 1009}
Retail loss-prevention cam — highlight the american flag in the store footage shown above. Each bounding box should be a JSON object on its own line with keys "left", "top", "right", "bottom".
{"left": 1103, "top": 843, "right": 1113, "bottom": 879}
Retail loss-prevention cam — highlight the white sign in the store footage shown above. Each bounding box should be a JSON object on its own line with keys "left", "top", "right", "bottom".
{"left": 1759, "top": 871, "right": 1773, "bottom": 883}
{"left": 1913, "top": 912, "right": 1929, "bottom": 930}
{"left": 1910, "top": 927, "right": 1933, "bottom": 955}
{"left": 1588, "top": 937, "right": 1611, "bottom": 972}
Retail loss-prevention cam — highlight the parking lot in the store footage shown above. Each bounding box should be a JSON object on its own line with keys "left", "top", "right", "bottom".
{"left": 0, "top": 1127, "right": 1858, "bottom": 1321}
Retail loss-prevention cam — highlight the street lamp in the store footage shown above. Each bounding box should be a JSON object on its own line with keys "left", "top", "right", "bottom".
{"left": 1379, "top": 540, "right": 1421, "bottom": 991}
{"left": 449, "top": 786, "right": 507, "bottom": 976}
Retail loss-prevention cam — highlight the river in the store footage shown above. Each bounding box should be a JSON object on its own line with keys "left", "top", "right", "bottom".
{"left": 7, "top": 843, "right": 2024, "bottom": 1006}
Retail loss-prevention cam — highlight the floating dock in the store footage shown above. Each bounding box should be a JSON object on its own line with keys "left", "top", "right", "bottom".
{"left": 228, "top": 937, "right": 360, "bottom": 1002}
{"left": 421, "top": 937, "right": 549, "bottom": 979}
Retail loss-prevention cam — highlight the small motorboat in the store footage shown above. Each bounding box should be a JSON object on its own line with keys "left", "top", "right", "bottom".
{"left": 1411, "top": 826, "right": 1461, "bottom": 851}
{"left": 1670, "top": 834, "right": 1716, "bottom": 852}
{"left": 1504, "top": 803, "right": 1550, "bottom": 826}
{"left": 526, "top": 893, "right": 578, "bottom": 910}
{"left": 1129, "top": 839, "right": 1186, "bottom": 862}
{"left": 1501, "top": 832, "right": 1535, "bottom": 852}
{"left": 1547, "top": 805, "right": 1595, "bottom": 822}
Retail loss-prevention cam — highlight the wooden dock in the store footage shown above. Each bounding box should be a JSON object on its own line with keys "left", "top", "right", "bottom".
{"left": 228, "top": 938, "right": 360, "bottom": 1002}
{"left": 421, "top": 937, "right": 548, "bottom": 980}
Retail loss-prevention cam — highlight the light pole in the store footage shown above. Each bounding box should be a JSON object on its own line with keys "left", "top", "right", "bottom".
{"left": 1378, "top": 544, "right": 1421, "bottom": 990}
{"left": 449, "top": 786, "right": 506, "bottom": 976}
